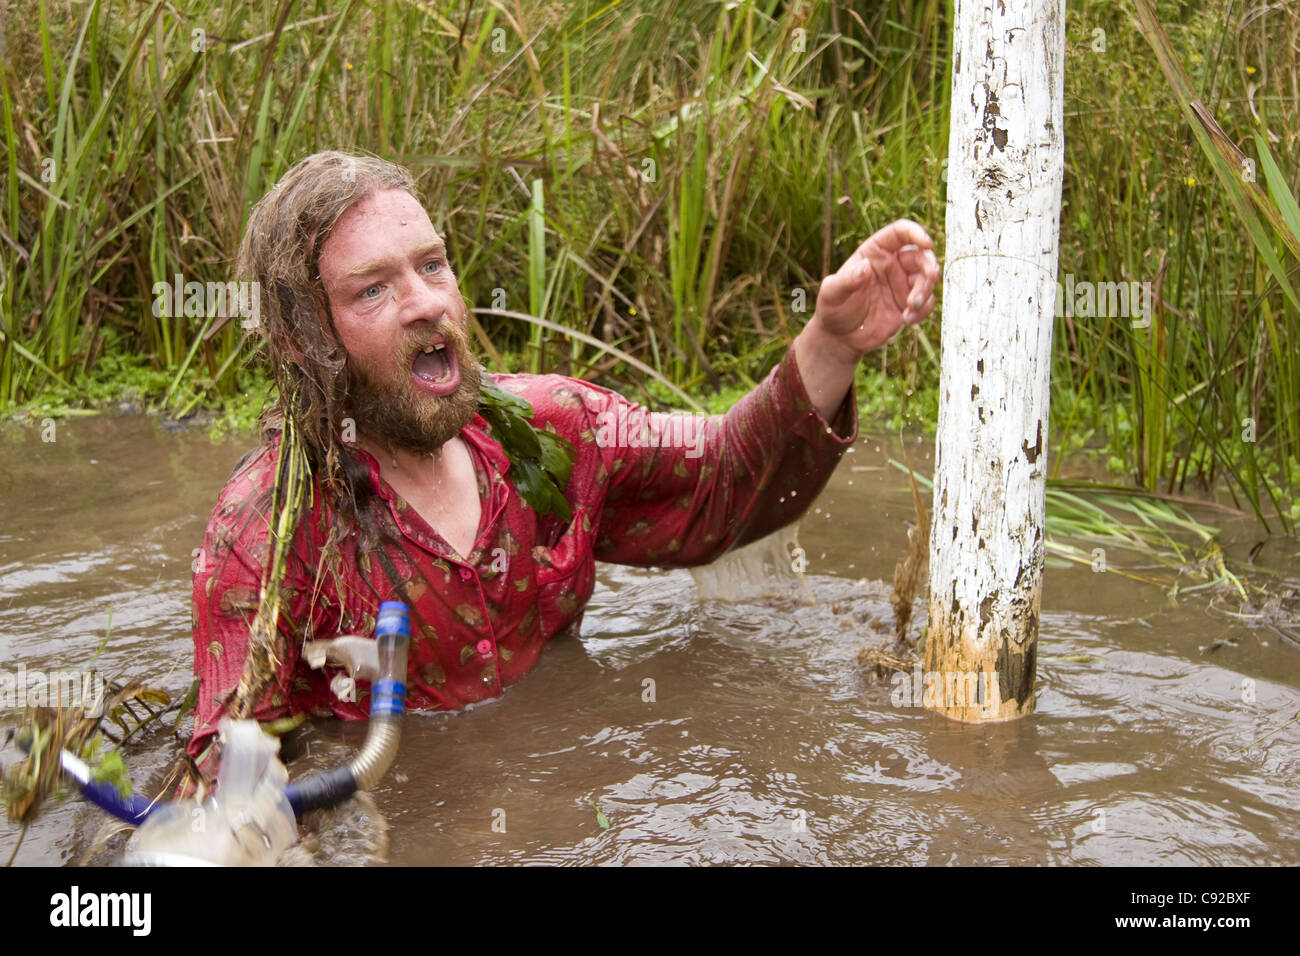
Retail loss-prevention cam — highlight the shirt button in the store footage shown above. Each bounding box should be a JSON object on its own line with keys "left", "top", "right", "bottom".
{"left": 459, "top": 567, "right": 473, "bottom": 582}
{"left": 476, "top": 639, "right": 494, "bottom": 658}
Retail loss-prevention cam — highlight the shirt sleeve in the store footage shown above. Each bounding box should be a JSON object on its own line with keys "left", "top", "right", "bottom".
{"left": 591, "top": 340, "right": 858, "bottom": 566}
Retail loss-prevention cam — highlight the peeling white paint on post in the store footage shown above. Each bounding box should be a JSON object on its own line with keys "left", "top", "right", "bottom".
{"left": 926, "top": 0, "right": 1065, "bottom": 721}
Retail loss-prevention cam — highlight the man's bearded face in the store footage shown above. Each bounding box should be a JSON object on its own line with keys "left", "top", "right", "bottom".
{"left": 317, "top": 188, "right": 483, "bottom": 456}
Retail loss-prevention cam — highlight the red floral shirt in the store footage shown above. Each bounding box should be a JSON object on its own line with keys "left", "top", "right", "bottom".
{"left": 188, "top": 343, "right": 857, "bottom": 775}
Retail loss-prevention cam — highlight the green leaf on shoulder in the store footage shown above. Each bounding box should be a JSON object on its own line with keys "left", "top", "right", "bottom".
{"left": 477, "top": 381, "right": 576, "bottom": 521}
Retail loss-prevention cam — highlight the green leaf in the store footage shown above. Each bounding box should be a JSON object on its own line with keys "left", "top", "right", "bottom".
{"left": 1254, "top": 131, "right": 1300, "bottom": 253}
{"left": 172, "top": 677, "right": 200, "bottom": 731}
{"left": 260, "top": 713, "right": 307, "bottom": 736}
{"left": 478, "top": 380, "right": 532, "bottom": 418}
{"left": 543, "top": 483, "right": 573, "bottom": 524}
{"left": 89, "top": 607, "right": 112, "bottom": 664}
{"left": 90, "top": 749, "right": 132, "bottom": 799}
{"left": 137, "top": 688, "right": 171, "bottom": 708}
{"left": 476, "top": 381, "right": 576, "bottom": 521}
{"left": 537, "top": 431, "right": 576, "bottom": 485}
{"left": 1133, "top": 0, "right": 1300, "bottom": 313}
{"left": 503, "top": 414, "right": 543, "bottom": 458}
{"left": 512, "top": 462, "right": 547, "bottom": 505}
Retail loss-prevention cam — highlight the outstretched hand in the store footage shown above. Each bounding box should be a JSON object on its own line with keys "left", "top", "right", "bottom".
{"left": 814, "top": 219, "right": 941, "bottom": 357}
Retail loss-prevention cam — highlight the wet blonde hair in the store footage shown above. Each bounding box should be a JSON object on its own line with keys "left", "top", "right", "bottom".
{"left": 237, "top": 150, "right": 421, "bottom": 550}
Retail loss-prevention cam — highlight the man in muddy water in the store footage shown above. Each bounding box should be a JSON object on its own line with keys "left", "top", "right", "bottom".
{"left": 187, "top": 151, "right": 940, "bottom": 782}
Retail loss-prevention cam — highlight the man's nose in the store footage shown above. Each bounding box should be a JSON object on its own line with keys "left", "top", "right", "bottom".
{"left": 396, "top": 269, "right": 451, "bottom": 327}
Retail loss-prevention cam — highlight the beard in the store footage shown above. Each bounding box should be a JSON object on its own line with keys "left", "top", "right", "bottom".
{"left": 342, "top": 315, "right": 483, "bottom": 456}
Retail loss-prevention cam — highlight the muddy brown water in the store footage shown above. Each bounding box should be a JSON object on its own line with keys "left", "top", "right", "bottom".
{"left": 1, "top": 414, "right": 1297, "bottom": 865}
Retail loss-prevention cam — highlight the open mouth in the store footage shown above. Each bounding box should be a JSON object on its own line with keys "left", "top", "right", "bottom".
{"left": 411, "top": 342, "right": 460, "bottom": 396}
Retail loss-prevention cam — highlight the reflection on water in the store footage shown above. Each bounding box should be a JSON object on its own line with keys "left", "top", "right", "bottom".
{"left": 1, "top": 416, "right": 1297, "bottom": 865}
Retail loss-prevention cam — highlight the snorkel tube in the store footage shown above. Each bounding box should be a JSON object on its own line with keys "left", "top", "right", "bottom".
{"left": 16, "top": 601, "right": 410, "bottom": 865}
{"left": 123, "top": 600, "right": 410, "bottom": 865}
{"left": 283, "top": 600, "right": 410, "bottom": 815}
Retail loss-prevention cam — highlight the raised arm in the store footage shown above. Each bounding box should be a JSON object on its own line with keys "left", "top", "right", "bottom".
{"left": 587, "top": 340, "right": 857, "bottom": 567}
{"left": 588, "top": 217, "right": 940, "bottom": 568}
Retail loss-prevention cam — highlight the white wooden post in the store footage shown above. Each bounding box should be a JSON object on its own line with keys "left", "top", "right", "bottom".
{"left": 925, "top": 0, "right": 1066, "bottom": 720}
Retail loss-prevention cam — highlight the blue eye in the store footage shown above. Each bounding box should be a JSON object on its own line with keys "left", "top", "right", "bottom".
{"left": 360, "top": 284, "right": 381, "bottom": 299}
{"left": 422, "top": 258, "right": 443, "bottom": 275}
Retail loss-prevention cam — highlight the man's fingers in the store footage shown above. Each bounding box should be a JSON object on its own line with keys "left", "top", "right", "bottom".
{"left": 898, "top": 246, "right": 936, "bottom": 291}
{"left": 830, "top": 221, "right": 940, "bottom": 321}
{"left": 854, "top": 239, "right": 913, "bottom": 314}
{"left": 902, "top": 248, "right": 941, "bottom": 306}
{"left": 819, "top": 261, "right": 864, "bottom": 310}
{"left": 900, "top": 245, "right": 940, "bottom": 277}
{"left": 824, "top": 261, "right": 855, "bottom": 297}
{"left": 905, "top": 292, "right": 936, "bottom": 324}
{"left": 876, "top": 218, "right": 934, "bottom": 255}
{"left": 847, "top": 220, "right": 937, "bottom": 268}
{"left": 859, "top": 227, "right": 937, "bottom": 305}
{"left": 898, "top": 245, "right": 925, "bottom": 270}
{"left": 846, "top": 252, "right": 904, "bottom": 314}
{"left": 848, "top": 218, "right": 932, "bottom": 258}
{"left": 909, "top": 267, "right": 931, "bottom": 305}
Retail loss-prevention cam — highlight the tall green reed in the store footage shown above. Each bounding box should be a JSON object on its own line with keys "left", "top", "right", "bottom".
{"left": 0, "top": 0, "right": 1292, "bottom": 530}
